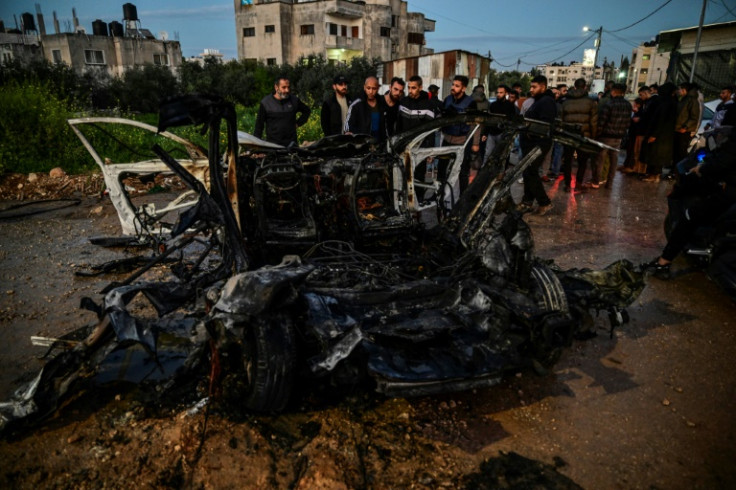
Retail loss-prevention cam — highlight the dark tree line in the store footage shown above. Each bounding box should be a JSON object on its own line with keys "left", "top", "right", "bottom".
{"left": 0, "top": 55, "right": 381, "bottom": 113}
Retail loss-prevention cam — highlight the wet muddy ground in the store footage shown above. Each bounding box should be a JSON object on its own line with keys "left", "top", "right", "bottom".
{"left": 0, "top": 168, "right": 735, "bottom": 489}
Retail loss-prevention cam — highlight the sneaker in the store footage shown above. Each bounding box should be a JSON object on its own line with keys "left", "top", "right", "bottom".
{"left": 641, "top": 174, "right": 660, "bottom": 183}
{"left": 640, "top": 258, "right": 671, "bottom": 279}
{"left": 516, "top": 201, "right": 534, "bottom": 213}
{"left": 590, "top": 183, "right": 600, "bottom": 189}
{"left": 536, "top": 203, "right": 553, "bottom": 216}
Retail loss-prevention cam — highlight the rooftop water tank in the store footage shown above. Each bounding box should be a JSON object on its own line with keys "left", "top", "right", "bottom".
{"left": 123, "top": 3, "right": 138, "bottom": 22}
{"left": 92, "top": 19, "right": 108, "bottom": 36}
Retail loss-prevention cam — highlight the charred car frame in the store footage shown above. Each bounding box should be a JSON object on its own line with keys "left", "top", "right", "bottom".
{"left": 0, "top": 95, "right": 644, "bottom": 430}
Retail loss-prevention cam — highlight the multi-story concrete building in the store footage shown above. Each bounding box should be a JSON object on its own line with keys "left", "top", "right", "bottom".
{"left": 535, "top": 62, "right": 605, "bottom": 88}
{"left": 234, "top": 0, "right": 435, "bottom": 65}
{"left": 0, "top": 4, "right": 182, "bottom": 77}
{"left": 382, "top": 50, "right": 491, "bottom": 99}
{"left": 626, "top": 40, "right": 670, "bottom": 93}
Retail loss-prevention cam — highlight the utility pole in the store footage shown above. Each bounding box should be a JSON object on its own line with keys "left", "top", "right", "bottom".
{"left": 516, "top": 58, "right": 520, "bottom": 72}
{"left": 690, "top": 0, "right": 707, "bottom": 82}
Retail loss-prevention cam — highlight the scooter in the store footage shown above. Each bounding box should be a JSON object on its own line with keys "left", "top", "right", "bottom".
{"left": 663, "top": 126, "right": 736, "bottom": 302}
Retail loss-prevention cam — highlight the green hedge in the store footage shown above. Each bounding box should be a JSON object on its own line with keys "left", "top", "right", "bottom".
{"left": 0, "top": 81, "right": 93, "bottom": 174}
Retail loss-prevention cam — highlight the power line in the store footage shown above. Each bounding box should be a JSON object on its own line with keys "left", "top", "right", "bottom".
{"left": 718, "top": 0, "right": 736, "bottom": 18}
{"left": 607, "top": 0, "right": 674, "bottom": 33}
{"left": 525, "top": 31, "right": 597, "bottom": 66}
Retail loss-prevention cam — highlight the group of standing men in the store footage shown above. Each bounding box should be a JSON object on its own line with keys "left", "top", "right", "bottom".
{"left": 250, "top": 73, "right": 642, "bottom": 216}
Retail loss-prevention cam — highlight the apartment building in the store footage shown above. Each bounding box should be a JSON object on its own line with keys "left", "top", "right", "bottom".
{"left": 625, "top": 41, "right": 670, "bottom": 93}
{"left": 535, "top": 62, "right": 605, "bottom": 89}
{"left": 234, "top": 0, "right": 435, "bottom": 65}
{"left": 0, "top": 4, "right": 182, "bottom": 77}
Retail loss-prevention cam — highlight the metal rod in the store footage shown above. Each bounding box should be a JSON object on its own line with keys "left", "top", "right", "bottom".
{"left": 689, "top": 0, "right": 707, "bottom": 83}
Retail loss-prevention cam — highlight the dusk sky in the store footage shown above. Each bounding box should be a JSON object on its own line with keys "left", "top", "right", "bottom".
{"left": 1, "top": 0, "right": 734, "bottom": 70}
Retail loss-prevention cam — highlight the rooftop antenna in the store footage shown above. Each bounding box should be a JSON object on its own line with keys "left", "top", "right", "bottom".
{"left": 35, "top": 4, "right": 46, "bottom": 36}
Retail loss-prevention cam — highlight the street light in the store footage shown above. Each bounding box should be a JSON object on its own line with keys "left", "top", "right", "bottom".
{"left": 583, "top": 25, "right": 603, "bottom": 84}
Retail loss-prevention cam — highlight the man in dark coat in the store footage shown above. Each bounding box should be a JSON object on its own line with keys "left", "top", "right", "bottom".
{"left": 254, "top": 76, "right": 311, "bottom": 147}
{"left": 321, "top": 74, "right": 352, "bottom": 137}
{"left": 642, "top": 82, "right": 678, "bottom": 182}
{"left": 517, "top": 75, "right": 556, "bottom": 215}
{"left": 560, "top": 78, "right": 598, "bottom": 192}
{"left": 344, "top": 76, "right": 389, "bottom": 142}
{"left": 595, "top": 83, "right": 631, "bottom": 189}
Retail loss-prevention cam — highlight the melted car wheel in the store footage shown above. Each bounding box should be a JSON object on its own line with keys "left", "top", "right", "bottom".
{"left": 240, "top": 314, "right": 296, "bottom": 412}
{"left": 529, "top": 262, "right": 573, "bottom": 369}
{"left": 531, "top": 262, "right": 568, "bottom": 313}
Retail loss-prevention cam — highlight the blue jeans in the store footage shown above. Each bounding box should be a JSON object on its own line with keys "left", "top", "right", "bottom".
{"left": 549, "top": 142, "right": 563, "bottom": 175}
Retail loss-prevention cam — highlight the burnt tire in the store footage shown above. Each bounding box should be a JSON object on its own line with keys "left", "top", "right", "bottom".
{"left": 240, "top": 315, "right": 296, "bottom": 412}
{"left": 530, "top": 262, "right": 568, "bottom": 313}
{"left": 529, "top": 263, "right": 571, "bottom": 368}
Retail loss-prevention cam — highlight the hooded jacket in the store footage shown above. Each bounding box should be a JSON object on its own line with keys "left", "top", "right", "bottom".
{"left": 560, "top": 88, "right": 598, "bottom": 138}
{"left": 321, "top": 93, "right": 352, "bottom": 137}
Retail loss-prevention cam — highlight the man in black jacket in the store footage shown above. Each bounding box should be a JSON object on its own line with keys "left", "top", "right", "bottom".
{"left": 321, "top": 74, "right": 352, "bottom": 137}
{"left": 517, "top": 75, "right": 556, "bottom": 215}
{"left": 344, "top": 76, "right": 389, "bottom": 141}
{"left": 254, "top": 76, "right": 311, "bottom": 147}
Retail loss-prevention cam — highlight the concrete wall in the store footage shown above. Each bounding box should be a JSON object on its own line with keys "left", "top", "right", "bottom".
{"left": 40, "top": 33, "right": 181, "bottom": 77}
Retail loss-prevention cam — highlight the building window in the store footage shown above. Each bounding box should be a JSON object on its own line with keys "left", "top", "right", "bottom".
{"left": 642, "top": 54, "right": 650, "bottom": 60}
{"left": 154, "top": 54, "right": 170, "bottom": 66}
{"left": 52, "top": 49, "right": 62, "bottom": 64}
{"left": 267, "top": 58, "right": 276, "bottom": 66}
{"left": 640, "top": 68, "right": 648, "bottom": 74}
{"left": 300, "top": 24, "right": 314, "bottom": 35}
{"left": 380, "top": 27, "right": 390, "bottom": 37}
{"left": 328, "top": 23, "right": 337, "bottom": 35}
{"left": 265, "top": 25, "right": 275, "bottom": 33}
{"left": 341, "top": 25, "right": 347, "bottom": 37}
{"left": 391, "top": 15, "right": 398, "bottom": 27}
{"left": 352, "top": 26, "right": 359, "bottom": 38}
{"left": 407, "top": 32, "right": 424, "bottom": 45}
{"left": 243, "top": 27, "right": 255, "bottom": 37}
{"left": 84, "top": 49, "right": 105, "bottom": 65}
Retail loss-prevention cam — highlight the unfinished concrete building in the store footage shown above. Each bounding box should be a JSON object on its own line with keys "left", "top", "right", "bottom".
{"left": 0, "top": 3, "right": 182, "bottom": 77}
{"left": 234, "top": 0, "right": 435, "bottom": 65}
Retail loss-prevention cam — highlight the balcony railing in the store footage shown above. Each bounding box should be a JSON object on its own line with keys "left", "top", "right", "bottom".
{"left": 325, "top": 35, "right": 364, "bottom": 50}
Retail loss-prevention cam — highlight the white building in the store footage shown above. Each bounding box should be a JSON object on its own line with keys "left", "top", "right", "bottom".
{"left": 234, "top": 0, "right": 435, "bottom": 65}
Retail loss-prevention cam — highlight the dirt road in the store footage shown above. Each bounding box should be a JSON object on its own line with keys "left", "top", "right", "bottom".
{"left": 0, "top": 172, "right": 734, "bottom": 489}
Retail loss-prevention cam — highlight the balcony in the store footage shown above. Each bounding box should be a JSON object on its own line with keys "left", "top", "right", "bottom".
{"left": 324, "top": 0, "right": 364, "bottom": 19}
{"left": 325, "top": 35, "right": 364, "bottom": 51}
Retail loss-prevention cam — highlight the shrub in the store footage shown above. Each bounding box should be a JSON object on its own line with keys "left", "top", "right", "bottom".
{"left": 0, "top": 82, "right": 93, "bottom": 174}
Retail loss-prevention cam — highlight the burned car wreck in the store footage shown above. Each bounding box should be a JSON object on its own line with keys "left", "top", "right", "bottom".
{"left": 0, "top": 96, "right": 644, "bottom": 431}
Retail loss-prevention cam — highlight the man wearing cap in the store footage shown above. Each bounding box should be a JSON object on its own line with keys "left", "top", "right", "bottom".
{"left": 321, "top": 75, "right": 352, "bottom": 137}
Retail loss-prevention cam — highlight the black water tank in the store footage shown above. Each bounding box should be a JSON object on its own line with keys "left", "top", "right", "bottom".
{"left": 21, "top": 12, "right": 36, "bottom": 32}
{"left": 92, "top": 19, "right": 108, "bottom": 36}
{"left": 123, "top": 3, "right": 138, "bottom": 21}
{"left": 109, "top": 21, "right": 123, "bottom": 37}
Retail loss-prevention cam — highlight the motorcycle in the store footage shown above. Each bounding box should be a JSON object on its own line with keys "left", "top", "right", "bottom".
{"left": 663, "top": 126, "right": 736, "bottom": 302}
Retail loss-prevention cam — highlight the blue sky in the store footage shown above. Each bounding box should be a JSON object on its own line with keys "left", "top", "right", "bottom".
{"left": 2, "top": 0, "right": 734, "bottom": 70}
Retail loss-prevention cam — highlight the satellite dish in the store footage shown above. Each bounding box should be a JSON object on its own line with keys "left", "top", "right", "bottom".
{"left": 159, "top": 30, "right": 168, "bottom": 41}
